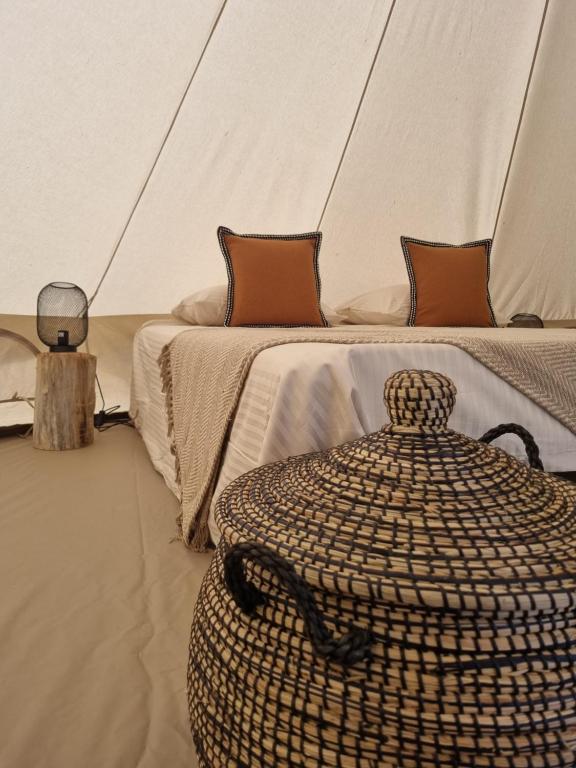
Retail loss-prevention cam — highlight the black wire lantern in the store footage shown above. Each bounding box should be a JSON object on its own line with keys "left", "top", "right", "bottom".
{"left": 37, "top": 282, "right": 88, "bottom": 352}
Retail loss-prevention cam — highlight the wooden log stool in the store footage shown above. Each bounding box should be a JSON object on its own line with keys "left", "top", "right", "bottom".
{"left": 33, "top": 352, "right": 96, "bottom": 450}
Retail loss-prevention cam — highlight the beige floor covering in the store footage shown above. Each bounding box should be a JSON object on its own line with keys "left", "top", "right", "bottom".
{"left": 0, "top": 427, "right": 209, "bottom": 768}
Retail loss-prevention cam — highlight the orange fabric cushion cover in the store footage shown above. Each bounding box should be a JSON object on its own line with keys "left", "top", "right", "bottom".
{"left": 219, "top": 227, "right": 327, "bottom": 327}
{"left": 402, "top": 237, "right": 496, "bottom": 327}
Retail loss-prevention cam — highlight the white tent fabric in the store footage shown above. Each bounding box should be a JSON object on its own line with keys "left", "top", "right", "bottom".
{"left": 2, "top": 0, "right": 574, "bottom": 319}
{"left": 0, "top": 0, "right": 575, "bottom": 423}
{"left": 90, "top": 0, "right": 396, "bottom": 314}
{"left": 320, "top": 0, "right": 547, "bottom": 307}
{"left": 0, "top": 0, "right": 225, "bottom": 313}
{"left": 489, "top": 0, "right": 576, "bottom": 320}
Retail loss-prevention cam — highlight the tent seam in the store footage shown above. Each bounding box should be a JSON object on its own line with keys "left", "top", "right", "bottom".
{"left": 315, "top": 0, "right": 398, "bottom": 231}
{"left": 87, "top": 0, "right": 230, "bottom": 309}
{"left": 491, "top": 0, "right": 550, "bottom": 243}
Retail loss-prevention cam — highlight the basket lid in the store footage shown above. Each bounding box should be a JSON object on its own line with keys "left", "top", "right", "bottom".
{"left": 215, "top": 370, "right": 576, "bottom": 618}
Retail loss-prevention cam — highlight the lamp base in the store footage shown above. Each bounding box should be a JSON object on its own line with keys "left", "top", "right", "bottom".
{"left": 33, "top": 352, "right": 97, "bottom": 450}
{"left": 48, "top": 344, "right": 78, "bottom": 353}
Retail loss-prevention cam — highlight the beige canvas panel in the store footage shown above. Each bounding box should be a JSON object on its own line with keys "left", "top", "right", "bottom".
{"left": 320, "top": 0, "right": 546, "bottom": 310}
{"left": 0, "top": 0, "right": 224, "bottom": 314}
{"left": 490, "top": 0, "right": 576, "bottom": 320}
{"left": 1, "top": 1, "right": 574, "bottom": 322}
{"left": 89, "top": 0, "right": 395, "bottom": 315}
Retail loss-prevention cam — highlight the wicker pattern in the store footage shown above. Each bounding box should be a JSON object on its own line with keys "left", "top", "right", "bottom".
{"left": 188, "top": 369, "right": 576, "bottom": 767}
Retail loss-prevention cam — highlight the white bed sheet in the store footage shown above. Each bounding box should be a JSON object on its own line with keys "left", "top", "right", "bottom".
{"left": 131, "top": 323, "right": 576, "bottom": 543}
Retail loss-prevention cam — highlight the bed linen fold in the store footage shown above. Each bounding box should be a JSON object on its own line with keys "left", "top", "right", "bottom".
{"left": 158, "top": 326, "right": 576, "bottom": 550}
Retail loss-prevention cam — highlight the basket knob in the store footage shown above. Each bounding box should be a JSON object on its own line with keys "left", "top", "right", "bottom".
{"left": 384, "top": 370, "right": 456, "bottom": 431}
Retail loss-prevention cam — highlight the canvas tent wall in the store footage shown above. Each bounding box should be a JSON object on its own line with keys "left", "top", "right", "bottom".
{"left": 1, "top": 0, "right": 575, "bottom": 425}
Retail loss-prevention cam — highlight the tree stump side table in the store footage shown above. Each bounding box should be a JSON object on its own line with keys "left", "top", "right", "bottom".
{"left": 33, "top": 352, "right": 97, "bottom": 450}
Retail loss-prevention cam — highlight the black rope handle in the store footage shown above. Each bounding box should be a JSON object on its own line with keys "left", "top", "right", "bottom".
{"left": 479, "top": 423, "right": 543, "bottom": 470}
{"left": 223, "top": 542, "right": 372, "bottom": 666}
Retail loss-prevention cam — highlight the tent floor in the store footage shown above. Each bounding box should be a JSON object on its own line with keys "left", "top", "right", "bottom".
{"left": 3, "top": 426, "right": 573, "bottom": 768}
{"left": 0, "top": 427, "right": 210, "bottom": 768}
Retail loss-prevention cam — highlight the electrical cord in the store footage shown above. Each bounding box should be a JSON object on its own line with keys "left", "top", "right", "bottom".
{"left": 94, "top": 371, "right": 133, "bottom": 431}
{"left": 95, "top": 371, "right": 106, "bottom": 410}
{"left": 97, "top": 417, "right": 134, "bottom": 433}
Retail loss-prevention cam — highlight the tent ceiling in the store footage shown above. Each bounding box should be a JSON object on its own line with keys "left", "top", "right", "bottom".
{"left": 0, "top": 0, "right": 574, "bottom": 321}
{"left": 320, "top": 1, "right": 546, "bottom": 307}
{"left": 489, "top": 0, "right": 576, "bottom": 320}
{"left": 0, "top": 0, "right": 223, "bottom": 313}
{"left": 90, "top": 0, "right": 395, "bottom": 315}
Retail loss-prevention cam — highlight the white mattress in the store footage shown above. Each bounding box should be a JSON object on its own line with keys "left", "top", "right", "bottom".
{"left": 131, "top": 323, "right": 576, "bottom": 542}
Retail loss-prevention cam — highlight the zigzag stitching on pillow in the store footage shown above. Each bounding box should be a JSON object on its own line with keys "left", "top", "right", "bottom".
{"left": 400, "top": 235, "right": 497, "bottom": 327}
{"left": 217, "top": 226, "right": 328, "bottom": 328}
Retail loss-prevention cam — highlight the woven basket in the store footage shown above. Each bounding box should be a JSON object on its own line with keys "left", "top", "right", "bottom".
{"left": 188, "top": 369, "right": 576, "bottom": 767}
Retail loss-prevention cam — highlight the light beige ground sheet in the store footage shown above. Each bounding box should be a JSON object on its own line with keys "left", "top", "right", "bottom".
{"left": 0, "top": 428, "right": 209, "bottom": 768}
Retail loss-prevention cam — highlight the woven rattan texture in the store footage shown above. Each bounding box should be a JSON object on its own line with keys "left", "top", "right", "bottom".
{"left": 188, "top": 370, "right": 576, "bottom": 767}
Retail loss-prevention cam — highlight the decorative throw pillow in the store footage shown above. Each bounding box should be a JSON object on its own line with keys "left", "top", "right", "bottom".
{"left": 336, "top": 284, "right": 410, "bottom": 325}
{"left": 401, "top": 236, "right": 497, "bottom": 327}
{"left": 218, "top": 227, "right": 328, "bottom": 327}
{"left": 172, "top": 284, "right": 342, "bottom": 326}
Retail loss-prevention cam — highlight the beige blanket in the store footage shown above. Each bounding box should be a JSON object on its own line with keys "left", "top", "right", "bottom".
{"left": 159, "top": 326, "right": 576, "bottom": 550}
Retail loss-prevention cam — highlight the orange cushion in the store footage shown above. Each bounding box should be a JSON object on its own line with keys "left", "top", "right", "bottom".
{"left": 401, "top": 237, "right": 497, "bottom": 327}
{"left": 218, "top": 227, "right": 328, "bottom": 327}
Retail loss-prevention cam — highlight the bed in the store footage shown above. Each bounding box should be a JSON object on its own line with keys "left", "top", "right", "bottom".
{"left": 131, "top": 322, "right": 576, "bottom": 546}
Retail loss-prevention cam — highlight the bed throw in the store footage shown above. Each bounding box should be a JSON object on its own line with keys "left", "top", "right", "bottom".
{"left": 158, "top": 326, "right": 576, "bottom": 549}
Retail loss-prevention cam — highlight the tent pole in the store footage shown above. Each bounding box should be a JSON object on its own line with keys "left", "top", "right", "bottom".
{"left": 315, "top": 0, "right": 398, "bottom": 231}
{"left": 87, "top": 0, "right": 230, "bottom": 309}
{"left": 491, "top": 0, "right": 550, "bottom": 243}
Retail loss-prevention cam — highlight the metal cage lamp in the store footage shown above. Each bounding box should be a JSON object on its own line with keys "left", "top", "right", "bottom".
{"left": 36, "top": 282, "right": 88, "bottom": 352}
{"left": 33, "top": 282, "right": 96, "bottom": 450}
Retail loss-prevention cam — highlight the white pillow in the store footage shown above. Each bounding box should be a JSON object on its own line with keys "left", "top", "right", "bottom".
{"left": 172, "top": 285, "right": 228, "bottom": 326}
{"left": 172, "top": 285, "right": 343, "bottom": 326}
{"left": 336, "top": 285, "right": 410, "bottom": 326}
